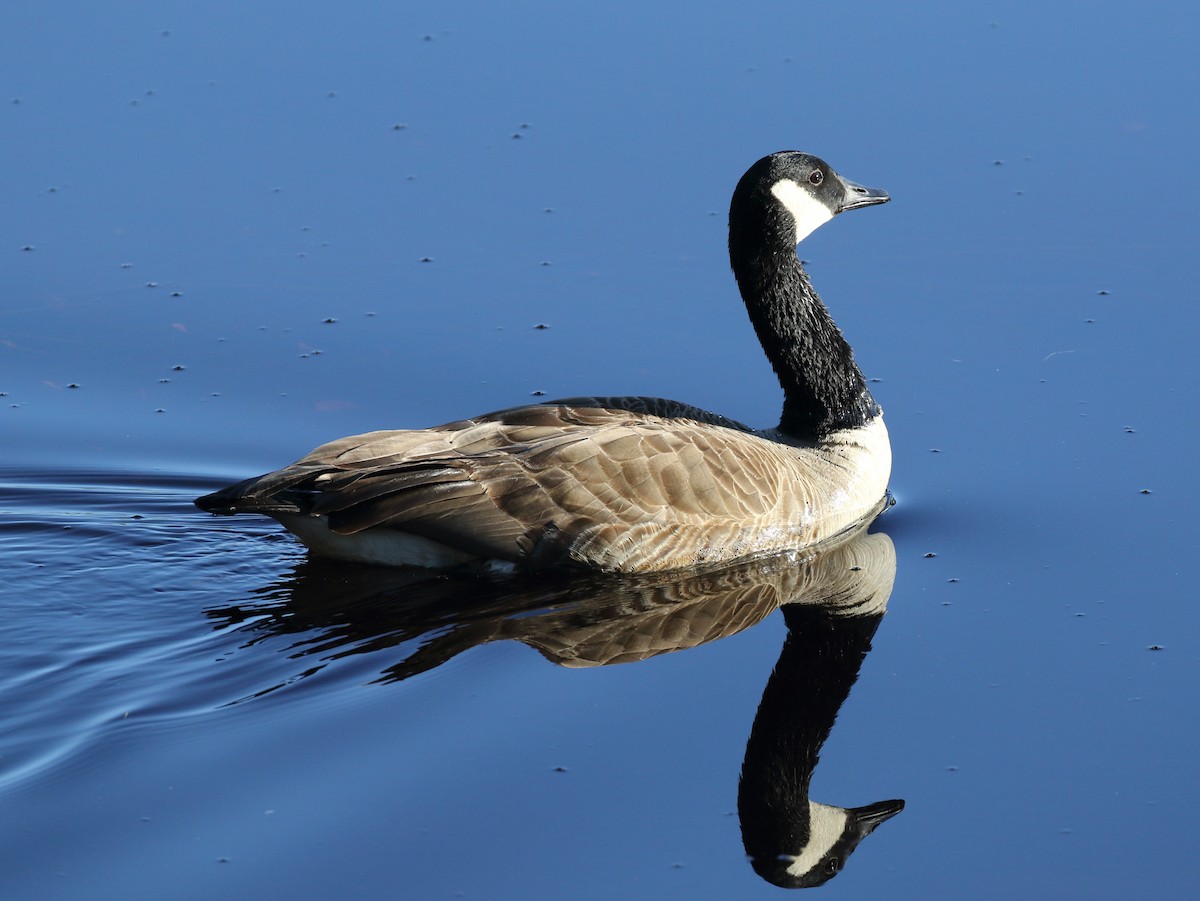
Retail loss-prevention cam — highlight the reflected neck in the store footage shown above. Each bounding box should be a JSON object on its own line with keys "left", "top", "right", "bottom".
{"left": 738, "top": 605, "right": 883, "bottom": 860}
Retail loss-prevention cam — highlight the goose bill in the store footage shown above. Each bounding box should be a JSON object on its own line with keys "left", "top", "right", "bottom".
{"left": 837, "top": 176, "right": 890, "bottom": 211}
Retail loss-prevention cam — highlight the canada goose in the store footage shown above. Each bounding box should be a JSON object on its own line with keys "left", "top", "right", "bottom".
{"left": 196, "top": 151, "right": 891, "bottom": 572}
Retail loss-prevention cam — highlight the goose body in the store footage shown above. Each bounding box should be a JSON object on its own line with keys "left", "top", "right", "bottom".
{"left": 197, "top": 152, "right": 891, "bottom": 573}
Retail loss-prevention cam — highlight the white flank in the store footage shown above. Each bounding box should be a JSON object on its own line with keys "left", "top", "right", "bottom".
{"left": 770, "top": 179, "right": 834, "bottom": 244}
{"left": 275, "top": 513, "right": 480, "bottom": 567}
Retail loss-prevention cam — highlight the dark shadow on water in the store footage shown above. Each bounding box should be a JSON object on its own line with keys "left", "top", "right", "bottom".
{"left": 207, "top": 525, "right": 905, "bottom": 889}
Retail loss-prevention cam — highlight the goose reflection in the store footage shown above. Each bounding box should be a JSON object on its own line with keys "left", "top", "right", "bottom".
{"left": 736, "top": 535, "right": 903, "bottom": 887}
{"left": 207, "top": 523, "right": 903, "bottom": 888}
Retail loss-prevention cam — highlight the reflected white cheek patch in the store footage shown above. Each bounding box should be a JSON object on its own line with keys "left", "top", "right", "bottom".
{"left": 771, "top": 179, "right": 834, "bottom": 244}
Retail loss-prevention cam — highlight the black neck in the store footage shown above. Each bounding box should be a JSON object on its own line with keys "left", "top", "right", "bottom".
{"left": 738, "top": 605, "right": 883, "bottom": 867}
{"left": 730, "top": 212, "right": 877, "bottom": 440}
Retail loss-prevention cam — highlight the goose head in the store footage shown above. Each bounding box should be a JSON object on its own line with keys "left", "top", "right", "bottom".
{"left": 729, "top": 151, "right": 889, "bottom": 256}
{"left": 748, "top": 799, "right": 906, "bottom": 888}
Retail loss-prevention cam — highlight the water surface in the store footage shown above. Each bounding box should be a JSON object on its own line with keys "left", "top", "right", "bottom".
{"left": 3, "top": 2, "right": 1198, "bottom": 898}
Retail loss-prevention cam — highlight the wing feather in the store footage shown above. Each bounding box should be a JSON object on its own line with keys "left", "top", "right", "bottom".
{"left": 196, "top": 399, "right": 889, "bottom": 571}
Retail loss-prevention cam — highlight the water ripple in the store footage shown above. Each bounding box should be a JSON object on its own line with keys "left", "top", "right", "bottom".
{"left": 0, "top": 466, "right": 316, "bottom": 791}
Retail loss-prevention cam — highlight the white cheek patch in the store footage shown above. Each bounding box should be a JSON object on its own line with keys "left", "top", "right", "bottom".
{"left": 771, "top": 179, "right": 834, "bottom": 245}
{"left": 785, "top": 802, "right": 849, "bottom": 878}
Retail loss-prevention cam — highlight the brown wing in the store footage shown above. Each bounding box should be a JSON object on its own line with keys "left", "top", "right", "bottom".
{"left": 197, "top": 399, "right": 887, "bottom": 571}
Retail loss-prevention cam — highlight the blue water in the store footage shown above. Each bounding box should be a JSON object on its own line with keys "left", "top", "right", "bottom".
{"left": 3, "top": 1, "right": 1198, "bottom": 897}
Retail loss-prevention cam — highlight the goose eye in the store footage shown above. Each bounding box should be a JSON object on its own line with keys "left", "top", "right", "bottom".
{"left": 808, "top": 170, "right": 824, "bottom": 186}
